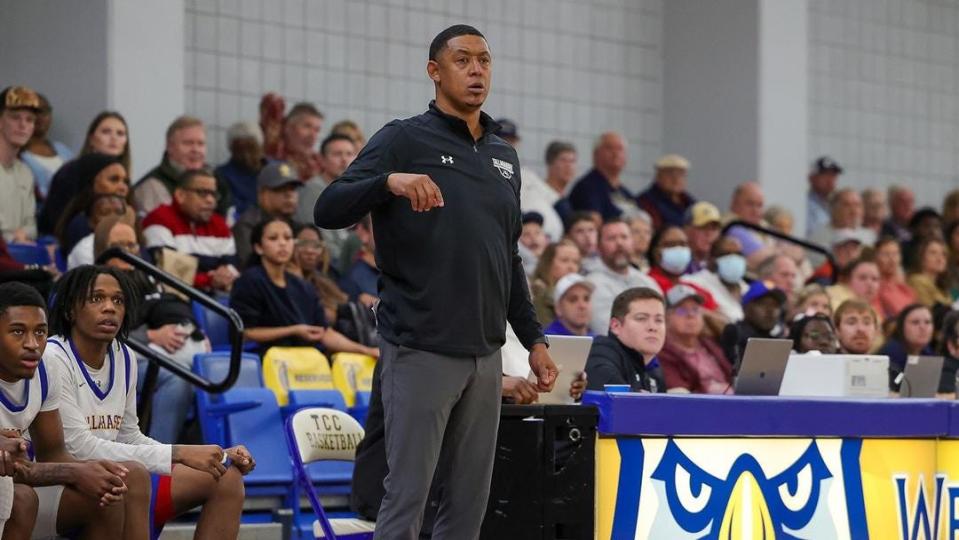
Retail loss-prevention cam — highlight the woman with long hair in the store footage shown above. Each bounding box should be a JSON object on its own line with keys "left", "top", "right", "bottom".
{"left": 288, "top": 223, "right": 349, "bottom": 324}
{"left": 879, "top": 303, "right": 935, "bottom": 391}
{"left": 906, "top": 237, "right": 951, "bottom": 308}
{"left": 230, "top": 217, "right": 378, "bottom": 358}
{"left": 529, "top": 239, "right": 581, "bottom": 325}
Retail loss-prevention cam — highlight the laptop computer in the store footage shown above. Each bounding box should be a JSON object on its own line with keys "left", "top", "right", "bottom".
{"left": 899, "top": 355, "right": 944, "bottom": 398}
{"left": 527, "top": 335, "right": 593, "bottom": 404}
{"left": 733, "top": 338, "right": 794, "bottom": 396}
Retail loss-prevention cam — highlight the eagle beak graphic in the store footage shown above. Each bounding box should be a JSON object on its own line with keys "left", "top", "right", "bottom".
{"left": 718, "top": 472, "right": 776, "bottom": 539}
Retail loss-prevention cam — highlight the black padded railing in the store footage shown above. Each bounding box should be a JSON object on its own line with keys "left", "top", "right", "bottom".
{"left": 95, "top": 248, "right": 245, "bottom": 422}
{"left": 721, "top": 220, "right": 838, "bottom": 285}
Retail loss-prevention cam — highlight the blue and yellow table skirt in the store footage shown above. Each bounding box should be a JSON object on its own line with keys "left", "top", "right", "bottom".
{"left": 582, "top": 392, "right": 959, "bottom": 539}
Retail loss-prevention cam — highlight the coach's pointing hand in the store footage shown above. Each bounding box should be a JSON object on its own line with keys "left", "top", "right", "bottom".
{"left": 387, "top": 173, "right": 444, "bottom": 212}
{"left": 528, "top": 343, "right": 558, "bottom": 392}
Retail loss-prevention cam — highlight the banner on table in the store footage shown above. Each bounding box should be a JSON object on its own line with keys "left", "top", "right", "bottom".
{"left": 597, "top": 437, "right": 959, "bottom": 539}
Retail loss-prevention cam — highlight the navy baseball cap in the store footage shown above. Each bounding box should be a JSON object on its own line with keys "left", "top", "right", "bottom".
{"left": 741, "top": 280, "right": 787, "bottom": 307}
{"left": 810, "top": 156, "right": 843, "bottom": 175}
{"left": 496, "top": 118, "right": 519, "bottom": 140}
{"left": 522, "top": 211, "right": 544, "bottom": 226}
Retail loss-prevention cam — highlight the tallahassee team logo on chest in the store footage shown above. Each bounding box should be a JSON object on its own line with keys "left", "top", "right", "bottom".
{"left": 492, "top": 158, "right": 514, "bottom": 179}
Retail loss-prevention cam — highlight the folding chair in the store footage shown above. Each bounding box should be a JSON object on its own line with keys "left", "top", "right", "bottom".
{"left": 285, "top": 407, "right": 375, "bottom": 539}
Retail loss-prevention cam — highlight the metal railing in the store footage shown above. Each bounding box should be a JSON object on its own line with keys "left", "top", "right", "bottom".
{"left": 95, "top": 248, "right": 245, "bottom": 422}
{"left": 721, "top": 220, "right": 838, "bottom": 284}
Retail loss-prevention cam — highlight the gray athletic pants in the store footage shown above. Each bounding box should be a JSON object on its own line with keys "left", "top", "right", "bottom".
{"left": 373, "top": 340, "right": 503, "bottom": 540}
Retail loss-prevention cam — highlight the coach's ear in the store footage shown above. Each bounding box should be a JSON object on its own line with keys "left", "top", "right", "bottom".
{"left": 427, "top": 60, "right": 440, "bottom": 83}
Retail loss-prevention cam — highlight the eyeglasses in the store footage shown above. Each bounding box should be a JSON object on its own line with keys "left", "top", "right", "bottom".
{"left": 186, "top": 188, "right": 221, "bottom": 201}
{"left": 803, "top": 331, "right": 833, "bottom": 341}
{"left": 672, "top": 306, "right": 701, "bottom": 317}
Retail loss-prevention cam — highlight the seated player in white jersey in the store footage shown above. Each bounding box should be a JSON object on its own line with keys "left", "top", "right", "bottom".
{"left": 44, "top": 266, "right": 255, "bottom": 540}
{"left": 0, "top": 281, "right": 151, "bottom": 540}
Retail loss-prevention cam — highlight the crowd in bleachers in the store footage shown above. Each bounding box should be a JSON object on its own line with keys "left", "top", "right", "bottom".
{"left": 5, "top": 79, "right": 959, "bottom": 404}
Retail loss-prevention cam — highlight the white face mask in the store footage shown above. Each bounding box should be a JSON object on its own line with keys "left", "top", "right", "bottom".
{"left": 716, "top": 254, "right": 747, "bottom": 284}
{"left": 660, "top": 246, "right": 692, "bottom": 274}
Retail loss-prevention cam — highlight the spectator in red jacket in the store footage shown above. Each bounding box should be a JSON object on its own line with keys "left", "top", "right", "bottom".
{"left": 659, "top": 285, "right": 733, "bottom": 394}
{"left": 142, "top": 168, "right": 238, "bottom": 293}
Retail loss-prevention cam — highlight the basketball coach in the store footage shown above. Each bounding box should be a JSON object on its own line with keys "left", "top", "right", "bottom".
{"left": 314, "top": 24, "right": 558, "bottom": 540}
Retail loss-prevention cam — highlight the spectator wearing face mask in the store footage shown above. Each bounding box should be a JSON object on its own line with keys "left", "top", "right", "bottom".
{"left": 684, "top": 235, "right": 749, "bottom": 322}
{"left": 647, "top": 225, "right": 728, "bottom": 337}
{"left": 790, "top": 314, "right": 839, "bottom": 354}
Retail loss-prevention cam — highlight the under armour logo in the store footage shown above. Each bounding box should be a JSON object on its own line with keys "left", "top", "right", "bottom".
{"left": 441, "top": 155, "right": 454, "bottom": 165}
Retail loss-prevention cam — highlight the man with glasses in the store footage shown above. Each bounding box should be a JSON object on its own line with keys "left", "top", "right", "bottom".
{"left": 142, "top": 168, "right": 238, "bottom": 293}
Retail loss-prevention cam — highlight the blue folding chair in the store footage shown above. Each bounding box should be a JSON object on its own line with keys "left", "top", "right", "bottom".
{"left": 7, "top": 243, "right": 50, "bottom": 266}
{"left": 192, "top": 353, "right": 264, "bottom": 447}
{"left": 285, "top": 407, "right": 374, "bottom": 539}
{"left": 191, "top": 300, "right": 233, "bottom": 350}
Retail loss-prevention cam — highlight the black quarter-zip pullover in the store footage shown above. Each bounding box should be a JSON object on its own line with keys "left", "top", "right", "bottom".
{"left": 314, "top": 101, "right": 545, "bottom": 357}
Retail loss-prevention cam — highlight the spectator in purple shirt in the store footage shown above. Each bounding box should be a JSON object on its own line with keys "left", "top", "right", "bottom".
{"left": 544, "top": 273, "right": 595, "bottom": 337}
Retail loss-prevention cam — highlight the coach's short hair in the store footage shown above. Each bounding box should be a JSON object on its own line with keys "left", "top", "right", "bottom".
{"left": 610, "top": 287, "right": 664, "bottom": 321}
{"left": 429, "top": 25, "right": 486, "bottom": 61}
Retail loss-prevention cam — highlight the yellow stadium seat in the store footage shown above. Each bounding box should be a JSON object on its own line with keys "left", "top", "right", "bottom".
{"left": 331, "top": 353, "right": 376, "bottom": 407}
{"left": 262, "top": 347, "right": 334, "bottom": 407}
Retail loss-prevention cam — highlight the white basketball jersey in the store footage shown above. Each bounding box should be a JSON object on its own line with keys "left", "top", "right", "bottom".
{"left": 0, "top": 358, "right": 60, "bottom": 436}
{"left": 44, "top": 336, "right": 172, "bottom": 474}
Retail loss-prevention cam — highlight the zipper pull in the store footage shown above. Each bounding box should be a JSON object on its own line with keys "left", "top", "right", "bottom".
{"left": 473, "top": 144, "right": 477, "bottom": 152}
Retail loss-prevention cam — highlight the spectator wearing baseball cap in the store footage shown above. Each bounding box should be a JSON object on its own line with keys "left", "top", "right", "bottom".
{"left": 233, "top": 162, "right": 302, "bottom": 266}
{"left": 543, "top": 273, "right": 595, "bottom": 337}
{"left": 0, "top": 85, "right": 42, "bottom": 242}
{"left": 684, "top": 201, "right": 722, "bottom": 274}
{"left": 807, "top": 156, "right": 843, "bottom": 236}
{"left": 806, "top": 228, "right": 867, "bottom": 286}
{"left": 636, "top": 154, "right": 696, "bottom": 229}
{"left": 658, "top": 285, "right": 733, "bottom": 394}
{"left": 719, "top": 280, "right": 787, "bottom": 368}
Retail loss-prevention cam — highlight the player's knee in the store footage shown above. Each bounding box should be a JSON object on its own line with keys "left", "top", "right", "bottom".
{"left": 216, "top": 467, "right": 245, "bottom": 503}
{"left": 121, "top": 461, "right": 151, "bottom": 500}
{"left": 10, "top": 483, "right": 38, "bottom": 526}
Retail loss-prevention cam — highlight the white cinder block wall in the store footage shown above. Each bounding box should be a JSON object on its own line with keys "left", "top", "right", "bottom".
{"left": 184, "top": 0, "right": 666, "bottom": 190}
{"left": 807, "top": 0, "right": 959, "bottom": 207}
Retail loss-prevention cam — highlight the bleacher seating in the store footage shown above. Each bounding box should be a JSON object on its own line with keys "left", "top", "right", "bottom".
{"left": 7, "top": 243, "right": 50, "bottom": 266}
{"left": 330, "top": 353, "right": 375, "bottom": 408}
{"left": 262, "top": 347, "right": 337, "bottom": 408}
{"left": 284, "top": 407, "right": 375, "bottom": 539}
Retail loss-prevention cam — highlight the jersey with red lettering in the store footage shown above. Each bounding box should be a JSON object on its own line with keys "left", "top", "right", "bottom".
{"left": 44, "top": 336, "right": 172, "bottom": 474}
